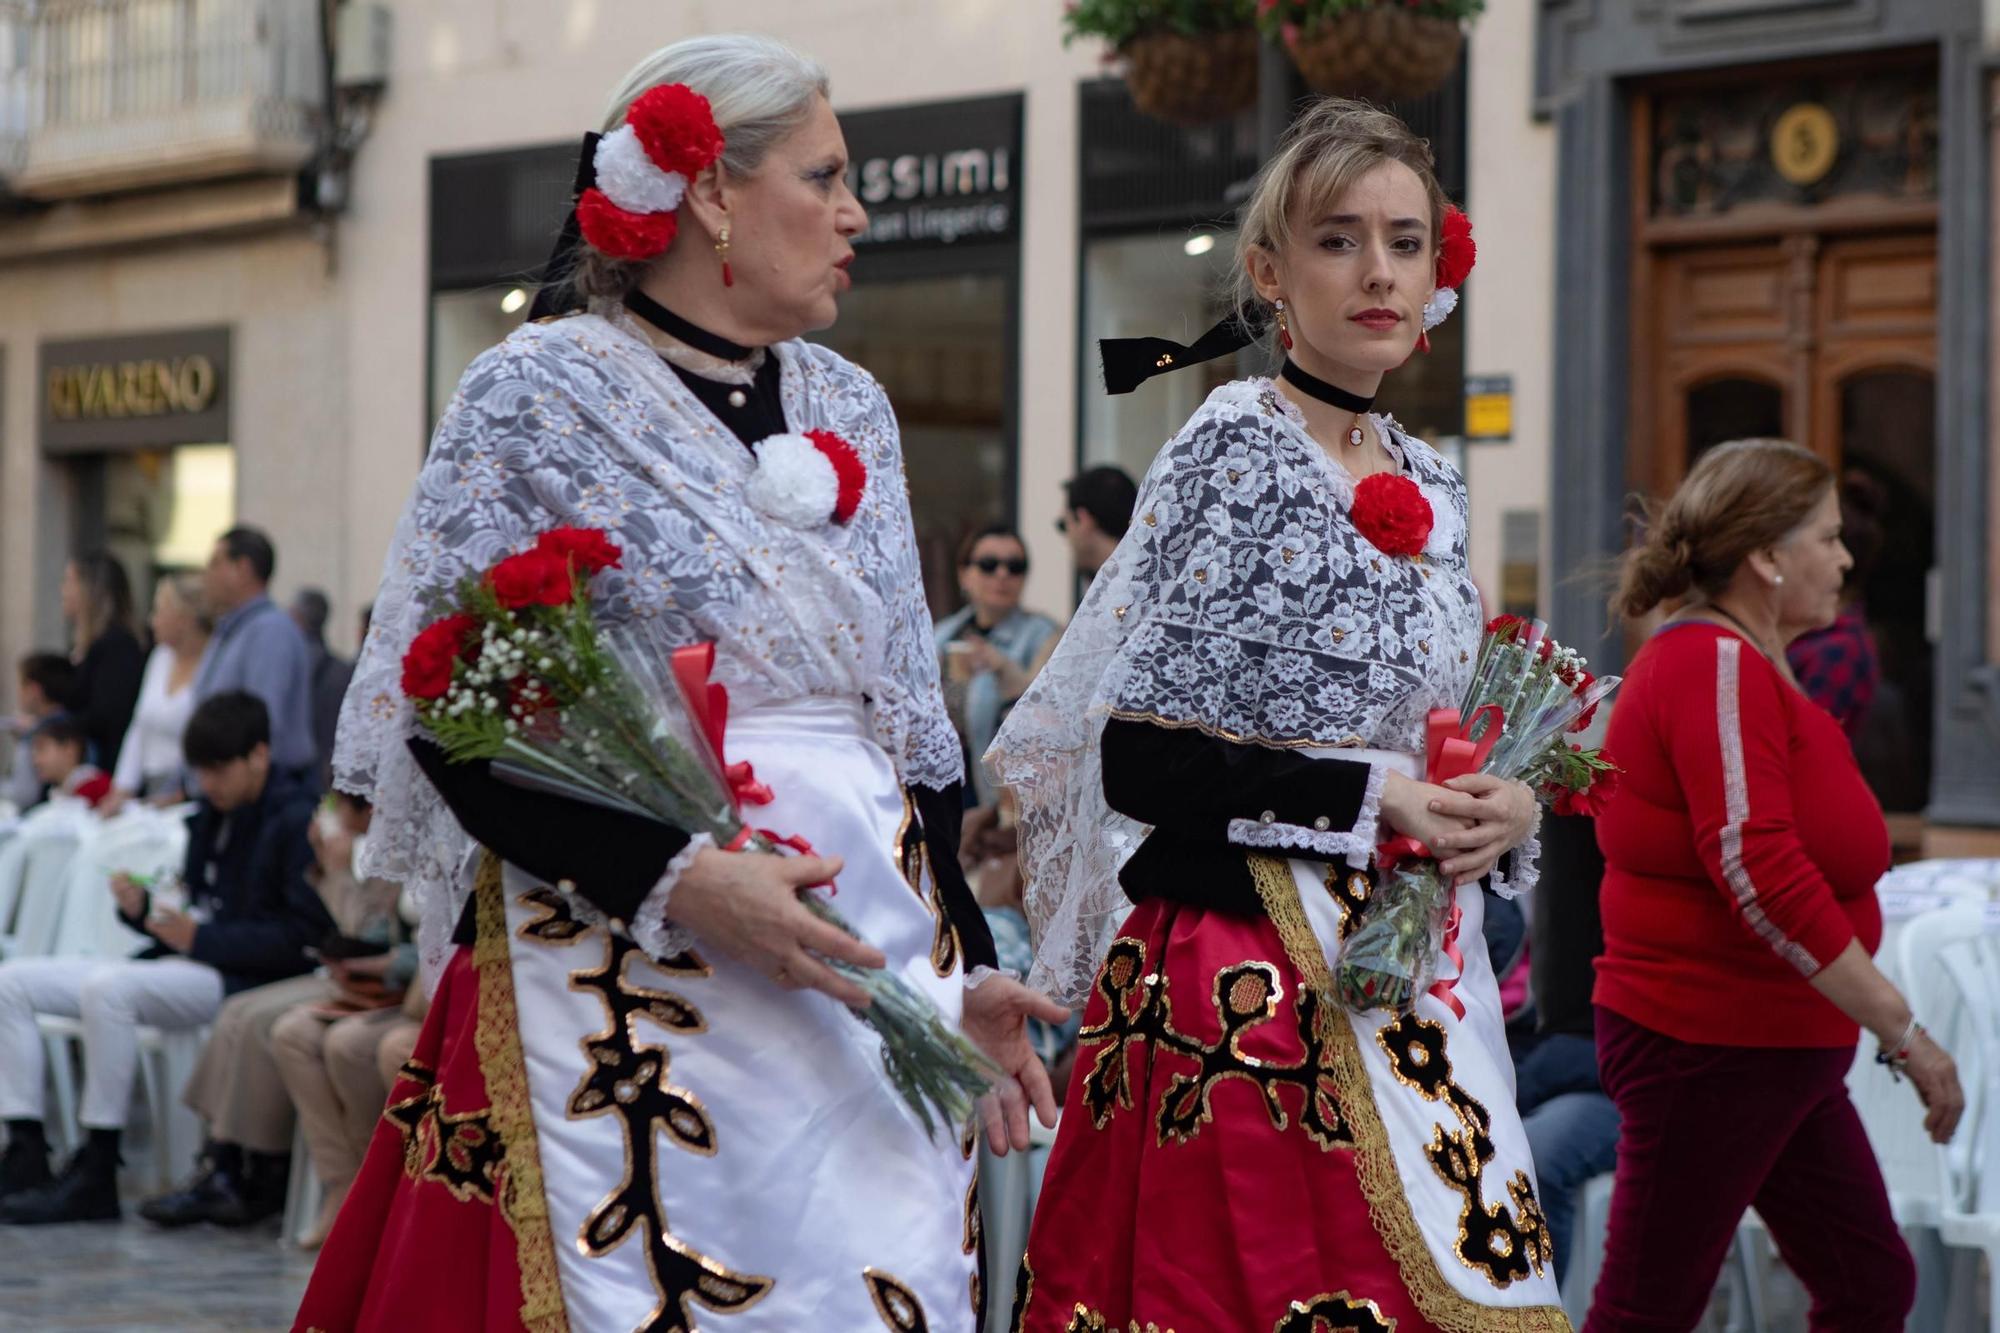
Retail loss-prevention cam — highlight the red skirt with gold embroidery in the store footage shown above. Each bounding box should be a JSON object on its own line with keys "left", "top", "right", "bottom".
{"left": 1014, "top": 884, "right": 1572, "bottom": 1333}
{"left": 294, "top": 884, "right": 564, "bottom": 1333}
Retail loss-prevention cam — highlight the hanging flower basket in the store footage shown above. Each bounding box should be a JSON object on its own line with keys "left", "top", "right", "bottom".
{"left": 1121, "top": 27, "right": 1260, "bottom": 125}
{"left": 1266, "top": 3, "right": 1471, "bottom": 103}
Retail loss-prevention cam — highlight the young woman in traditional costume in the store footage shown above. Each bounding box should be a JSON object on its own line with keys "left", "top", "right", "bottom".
{"left": 295, "top": 33, "right": 1062, "bottom": 1333}
{"left": 990, "top": 98, "right": 1568, "bottom": 1332}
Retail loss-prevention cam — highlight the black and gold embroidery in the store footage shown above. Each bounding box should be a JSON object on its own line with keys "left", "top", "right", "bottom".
{"left": 1063, "top": 1307, "right": 1174, "bottom": 1333}
{"left": 516, "top": 887, "right": 594, "bottom": 944}
{"left": 1009, "top": 1254, "right": 1035, "bottom": 1332}
{"left": 1076, "top": 938, "right": 1352, "bottom": 1150}
{"left": 568, "top": 929, "right": 773, "bottom": 1331}
{"left": 1322, "top": 865, "right": 1373, "bottom": 942}
{"left": 382, "top": 1073, "right": 505, "bottom": 1205}
{"left": 1377, "top": 1013, "right": 1553, "bottom": 1287}
{"left": 894, "top": 791, "right": 961, "bottom": 976}
{"left": 1270, "top": 1291, "right": 1396, "bottom": 1333}
{"left": 864, "top": 1268, "right": 929, "bottom": 1331}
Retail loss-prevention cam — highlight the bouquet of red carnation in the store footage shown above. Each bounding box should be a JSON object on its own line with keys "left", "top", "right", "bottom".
{"left": 402, "top": 525, "right": 995, "bottom": 1138}
{"left": 1334, "top": 615, "right": 1620, "bottom": 1015}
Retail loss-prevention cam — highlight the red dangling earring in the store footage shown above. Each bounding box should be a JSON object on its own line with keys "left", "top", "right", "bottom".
{"left": 716, "top": 224, "right": 733, "bottom": 288}
{"left": 1415, "top": 330, "right": 1431, "bottom": 355}
{"left": 1276, "top": 298, "right": 1293, "bottom": 351}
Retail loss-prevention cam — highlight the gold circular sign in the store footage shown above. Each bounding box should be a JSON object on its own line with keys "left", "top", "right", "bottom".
{"left": 1771, "top": 103, "right": 1839, "bottom": 186}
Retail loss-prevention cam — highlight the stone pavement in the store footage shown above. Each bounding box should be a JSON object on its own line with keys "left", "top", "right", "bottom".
{"left": 0, "top": 1213, "right": 314, "bottom": 1331}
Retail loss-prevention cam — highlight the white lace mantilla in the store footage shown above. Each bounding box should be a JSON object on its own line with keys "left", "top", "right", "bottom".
{"left": 335, "top": 308, "right": 963, "bottom": 980}
{"left": 989, "top": 379, "right": 1484, "bottom": 1003}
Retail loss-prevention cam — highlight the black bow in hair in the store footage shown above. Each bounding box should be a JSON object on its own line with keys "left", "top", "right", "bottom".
{"left": 524, "top": 131, "right": 603, "bottom": 323}
{"left": 1098, "top": 309, "right": 1266, "bottom": 395}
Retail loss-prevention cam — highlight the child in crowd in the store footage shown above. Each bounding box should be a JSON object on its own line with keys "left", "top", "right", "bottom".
{"left": 27, "top": 715, "right": 111, "bottom": 809}
{"left": 6, "top": 654, "right": 77, "bottom": 808}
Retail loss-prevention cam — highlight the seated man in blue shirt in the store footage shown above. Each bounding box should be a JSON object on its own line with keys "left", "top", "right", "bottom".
{"left": 0, "top": 691, "right": 331, "bottom": 1224}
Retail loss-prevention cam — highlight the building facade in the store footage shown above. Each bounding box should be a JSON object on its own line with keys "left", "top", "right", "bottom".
{"left": 0, "top": 0, "right": 1993, "bottom": 842}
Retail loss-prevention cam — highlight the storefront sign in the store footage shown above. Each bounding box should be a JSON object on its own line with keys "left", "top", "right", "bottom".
{"left": 40, "top": 327, "right": 230, "bottom": 454}
{"left": 841, "top": 94, "right": 1022, "bottom": 251}
{"left": 1771, "top": 102, "right": 1839, "bottom": 187}
{"left": 1464, "top": 374, "right": 1513, "bottom": 442}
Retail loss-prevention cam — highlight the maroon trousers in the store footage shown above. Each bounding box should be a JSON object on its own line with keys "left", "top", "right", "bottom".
{"left": 1584, "top": 1006, "right": 1915, "bottom": 1332}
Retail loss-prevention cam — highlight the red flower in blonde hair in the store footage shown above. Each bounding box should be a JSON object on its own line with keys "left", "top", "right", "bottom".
{"left": 577, "top": 187, "right": 679, "bottom": 261}
{"left": 1436, "top": 206, "right": 1476, "bottom": 291}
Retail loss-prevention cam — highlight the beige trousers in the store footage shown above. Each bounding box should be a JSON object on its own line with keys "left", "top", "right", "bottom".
{"left": 271, "top": 997, "right": 420, "bottom": 1192}
{"left": 180, "top": 973, "right": 331, "bottom": 1154}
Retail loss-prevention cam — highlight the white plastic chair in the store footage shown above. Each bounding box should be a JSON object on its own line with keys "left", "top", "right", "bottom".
{"left": 281, "top": 1119, "right": 323, "bottom": 1247}
{"left": 33, "top": 808, "right": 204, "bottom": 1186}
{"left": 0, "top": 812, "right": 83, "bottom": 960}
{"left": 1917, "top": 912, "right": 2000, "bottom": 1332}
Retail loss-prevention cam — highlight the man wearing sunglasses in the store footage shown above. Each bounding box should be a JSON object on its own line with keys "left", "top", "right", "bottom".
{"left": 1054, "top": 465, "right": 1138, "bottom": 583}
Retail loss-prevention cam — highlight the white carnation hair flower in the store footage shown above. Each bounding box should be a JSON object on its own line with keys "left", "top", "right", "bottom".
{"left": 593, "top": 124, "right": 689, "bottom": 216}
{"left": 1421, "top": 285, "right": 1459, "bottom": 332}
{"left": 744, "top": 433, "right": 839, "bottom": 529}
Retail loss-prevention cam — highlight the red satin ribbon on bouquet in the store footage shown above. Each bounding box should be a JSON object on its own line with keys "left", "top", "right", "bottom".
{"left": 670, "top": 643, "right": 830, "bottom": 885}
{"left": 1372, "top": 704, "right": 1504, "bottom": 1019}
{"left": 670, "top": 642, "right": 775, "bottom": 809}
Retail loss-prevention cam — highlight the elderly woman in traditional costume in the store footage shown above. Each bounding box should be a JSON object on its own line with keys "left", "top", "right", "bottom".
{"left": 991, "top": 99, "right": 1567, "bottom": 1332}
{"left": 296, "top": 34, "right": 1061, "bottom": 1333}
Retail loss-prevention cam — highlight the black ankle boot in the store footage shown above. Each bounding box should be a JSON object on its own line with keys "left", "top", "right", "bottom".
{"left": 138, "top": 1149, "right": 242, "bottom": 1229}
{"left": 0, "top": 1136, "right": 119, "bottom": 1225}
{"left": 0, "top": 1127, "right": 52, "bottom": 1200}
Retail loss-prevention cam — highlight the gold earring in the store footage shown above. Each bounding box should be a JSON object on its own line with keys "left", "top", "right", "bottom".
{"left": 716, "top": 225, "right": 733, "bottom": 288}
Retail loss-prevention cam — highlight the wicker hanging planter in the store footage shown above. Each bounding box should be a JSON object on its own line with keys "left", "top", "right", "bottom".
{"left": 1284, "top": 7, "right": 1464, "bottom": 102}
{"left": 1121, "top": 28, "right": 1260, "bottom": 126}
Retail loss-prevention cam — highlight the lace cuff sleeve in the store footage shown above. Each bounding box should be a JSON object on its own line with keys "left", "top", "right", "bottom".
{"left": 1224, "top": 758, "right": 1389, "bottom": 867}
{"left": 1488, "top": 807, "right": 1543, "bottom": 901}
{"left": 624, "top": 833, "right": 714, "bottom": 962}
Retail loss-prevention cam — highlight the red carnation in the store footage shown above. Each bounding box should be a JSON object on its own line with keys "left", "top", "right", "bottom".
{"left": 402, "top": 614, "right": 477, "bottom": 701}
{"left": 489, "top": 549, "right": 575, "bottom": 610}
{"left": 1436, "top": 206, "right": 1476, "bottom": 292}
{"left": 1350, "top": 473, "right": 1433, "bottom": 558}
{"left": 627, "top": 83, "right": 726, "bottom": 180}
{"left": 536, "top": 526, "right": 623, "bottom": 574}
{"left": 804, "top": 429, "right": 867, "bottom": 525}
{"left": 578, "top": 187, "right": 679, "bottom": 262}
{"left": 1554, "top": 764, "right": 1619, "bottom": 818}
{"left": 1485, "top": 613, "right": 1528, "bottom": 640}
{"left": 1569, "top": 670, "right": 1600, "bottom": 732}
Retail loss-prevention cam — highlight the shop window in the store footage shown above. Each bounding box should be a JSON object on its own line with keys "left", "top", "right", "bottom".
{"left": 429, "top": 285, "right": 531, "bottom": 431}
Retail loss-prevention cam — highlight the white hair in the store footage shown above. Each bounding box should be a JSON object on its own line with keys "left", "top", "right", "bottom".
{"left": 601, "top": 33, "right": 830, "bottom": 179}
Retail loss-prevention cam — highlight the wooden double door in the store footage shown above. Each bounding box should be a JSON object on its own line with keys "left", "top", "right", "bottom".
{"left": 1633, "top": 229, "right": 1937, "bottom": 812}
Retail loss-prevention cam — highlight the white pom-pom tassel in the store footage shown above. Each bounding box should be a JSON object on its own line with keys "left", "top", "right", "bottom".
{"left": 1421, "top": 285, "right": 1459, "bottom": 332}
{"left": 593, "top": 125, "right": 688, "bottom": 216}
{"left": 744, "top": 433, "right": 840, "bottom": 529}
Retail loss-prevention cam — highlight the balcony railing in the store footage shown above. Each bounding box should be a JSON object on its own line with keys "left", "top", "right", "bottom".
{"left": 0, "top": 0, "right": 322, "bottom": 201}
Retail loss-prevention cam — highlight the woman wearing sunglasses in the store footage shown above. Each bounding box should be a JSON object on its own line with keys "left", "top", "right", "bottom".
{"left": 934, "top": 525, "right": 1058, "bottom": 804}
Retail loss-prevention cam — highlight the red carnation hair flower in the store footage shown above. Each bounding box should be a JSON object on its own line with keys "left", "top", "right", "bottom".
{"left": 577, "top": 187, "right": 679, "bottom": 262}
{"left": 627, "top": 83, "right": 726, "bottom": 179}
{"left": 805, "top": 429, "right": 867, "bottom": 525}
{"left": 1436, "top": 206, "right": 1476, "bottom": 291}
{"left": 1350, "top": 473, "right": 1434, "bottom": 558}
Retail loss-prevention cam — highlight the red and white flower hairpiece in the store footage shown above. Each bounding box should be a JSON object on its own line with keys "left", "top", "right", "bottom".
{"left": 1420, "top": 205, "right": 1476, "bottom": 334}
{"left": 576, "top": 83, "right": 727, "bottom": 263}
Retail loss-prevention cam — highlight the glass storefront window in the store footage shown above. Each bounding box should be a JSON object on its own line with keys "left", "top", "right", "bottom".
{"left": 812, "top": 273, "right": 1011, "bottom": 614}
{"left": 429, "top": 285, "right": 532, "bottom": 430}
{"left": 73, "top": 443, "right": 237, "bottom": 617}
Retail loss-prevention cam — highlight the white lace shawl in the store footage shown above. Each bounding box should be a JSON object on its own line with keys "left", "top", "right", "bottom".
{"left": 335, "top": 308, "right": 962, "bottom": 979}
{"left": 987, "top": 379, "right": 1484, "bottom": 1004}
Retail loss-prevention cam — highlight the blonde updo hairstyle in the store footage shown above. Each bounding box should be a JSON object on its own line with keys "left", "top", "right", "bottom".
{"left": 1615, "top": 438, "right": 1833, "bottom": 620}
{"left": 1229, "top": 97, "right": 1451, "bottom": 342}
{"left": 563, "top": 34, "right": 830, "bottom": 306}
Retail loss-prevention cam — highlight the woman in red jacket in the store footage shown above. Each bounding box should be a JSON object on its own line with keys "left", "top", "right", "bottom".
{"left": 1586, "top": 438, "right": 1962, "bottom": 1332}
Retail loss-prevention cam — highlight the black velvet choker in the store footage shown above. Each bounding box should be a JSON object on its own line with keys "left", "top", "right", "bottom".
{"left": 623, "top": 288, "right": 756, "bottom": 362}
{"left": 1279, "top": 359, "right": 1377, "bottom": 415}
